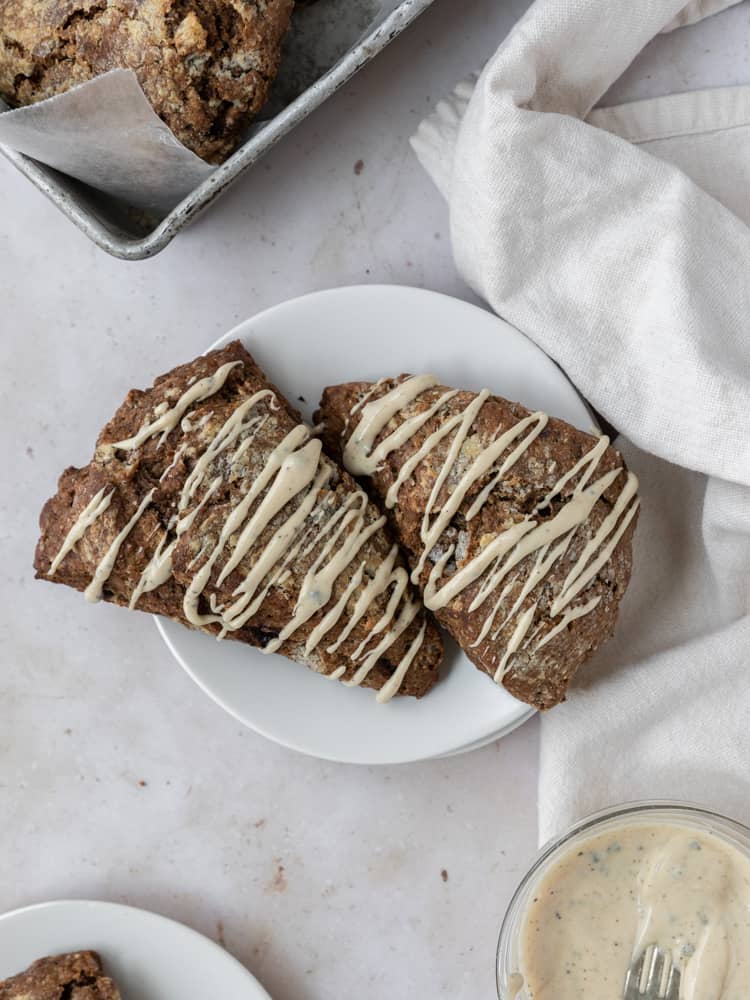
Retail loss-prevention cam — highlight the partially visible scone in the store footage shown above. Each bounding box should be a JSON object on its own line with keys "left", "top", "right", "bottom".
{"left": 317, "top": 375, "right": 639, "bottom": 711}
{"left": 0, "top": 0, "right": 295, "bottom": 162}
{"left": 0, "top": 951, "right": 120, "bottom": 1000}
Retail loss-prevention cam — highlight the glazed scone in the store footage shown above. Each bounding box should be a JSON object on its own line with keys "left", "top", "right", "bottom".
{"left": 35, "top": 344, "right": 442, "bottom": 701}
{"left": 316, "top": 375, "right": 639, "bottom": 710}
{"left": 0, "top": 0, "right": 295, "bottom": 163}
{"left": 0, "top": 951, "right": 120, "bottom": 1000}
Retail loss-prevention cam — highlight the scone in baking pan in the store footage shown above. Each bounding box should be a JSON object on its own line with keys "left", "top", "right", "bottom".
{"left": 0, "top": 0, "right": 434, "bottom": 261}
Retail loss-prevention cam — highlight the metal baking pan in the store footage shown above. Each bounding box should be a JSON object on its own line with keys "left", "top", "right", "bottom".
{"left": 0, "top": 0, "right": 434, "bottom": 261}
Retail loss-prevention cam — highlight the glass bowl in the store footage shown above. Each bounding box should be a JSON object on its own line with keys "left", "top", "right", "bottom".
{"left": 496, "top": 800, "right": 750, "bottom": 999}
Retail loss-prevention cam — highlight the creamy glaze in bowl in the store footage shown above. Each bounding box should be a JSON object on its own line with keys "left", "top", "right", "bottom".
{"left": 497, "top": 801, "right": 750, "bottom": 1000}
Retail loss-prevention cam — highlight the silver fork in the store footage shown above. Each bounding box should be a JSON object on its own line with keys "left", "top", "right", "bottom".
{"left": 623, "top": 946, "right": 682, "bottom": 1000}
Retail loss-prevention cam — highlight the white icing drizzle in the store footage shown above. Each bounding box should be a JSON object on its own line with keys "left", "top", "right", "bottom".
{"left": 181, "top": 409, "right": 214, "bottom": 434}
{"left": 128, "top": 529, "right": 175, "bottom": 610}
{"left": 84, "top": 489, "right": 156, "bottom": 603}
{"left": 184, "top": 436, "right": 330, "bottom": 629}
{"left": 343, "top": 374, "right": 439, "bottom": 476}
{"left": 129, "top": 393, "right": 272, "bottom": 609}
{"left": 327, "top": 544, "right": 400, "bottom": 653}
{"left": 384, "top": 389, "right": 462, "bottom": 507}
{"left": 345, "top": 595, "right": 420, "bottom": 691}
{"left": 48, "top": 362, "right": 425, "bottom": 701}
{"left": 493, "top": 602, "right": 538, "bottom": 683}
{"left": 159, "top": 442, "right": 187, "bottom": 482}
{"left": 550, "top": 470, "right": 640, "bottom": 616}
{"left": 180, "top": 393, "right": 272, "bottom": 514}
{"left": 48, "top": 486, "right": 113, "bottom": 575}
{"left": 269, "top": 493, "right": 386, "bottom": 654}
{"left": 535, "top": 594, "right": 601, "bottom": 651}
{"left": 340, "top": 376, "right": 390, "bottom": 442}
{"left": 110, "top": 361, "right": 242, "bottom": 452}
{"left": 177, "top": 421, "right": 425, "bottom": 699}
{"left": 376, "top": 621, "right": 427, "bottom": 703}
{"left": 432, "top": 467, "right": 622, "bottom": 613}
{"left": 340, "top": 375, "right": 640, "bottom": 683}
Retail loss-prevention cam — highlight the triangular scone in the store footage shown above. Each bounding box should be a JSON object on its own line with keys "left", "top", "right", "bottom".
{"left": 35, "top": 344, "right": 443, "bottom": 701}
{"left": 316, "top": 375, "right": 639, "bottom": 710}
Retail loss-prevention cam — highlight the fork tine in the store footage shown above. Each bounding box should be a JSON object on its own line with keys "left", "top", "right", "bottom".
{"left": 623, "top": 950, "right": 646, "bottom": 999}
{"left": 645, "top": 947, "right": 666, "bottom": 994}
{"left": 665, "top": 964, "right": 682, "bottom": 1000}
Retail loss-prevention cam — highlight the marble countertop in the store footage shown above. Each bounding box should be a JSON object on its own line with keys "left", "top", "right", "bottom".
{"left": 2, "top": 1, "right": 748, "bottom": 996}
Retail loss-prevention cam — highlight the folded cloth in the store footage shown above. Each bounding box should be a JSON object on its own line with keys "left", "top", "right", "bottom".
{"left": 412, "top": 0, "right": 750, "bottom": 842}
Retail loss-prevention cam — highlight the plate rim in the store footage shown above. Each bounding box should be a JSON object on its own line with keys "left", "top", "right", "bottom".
{"left": 156, "top": 615, "right": 537, "bottom": 763}
{"left": 0, "top": 898, "right": 271, "bottom": 998}
{"left": 155, "top": 284, "right": 595, "bottom": 764}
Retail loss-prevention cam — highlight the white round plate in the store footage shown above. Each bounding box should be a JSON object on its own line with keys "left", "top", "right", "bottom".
{"left": 0, "top": 900, "right": 270, "bottom": 998}
{"left": 156, "top": 286, "right": 595, "bottom": 765}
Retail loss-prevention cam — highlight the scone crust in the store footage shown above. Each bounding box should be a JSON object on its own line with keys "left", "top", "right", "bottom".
{"left": 317, "top": 379, "right": 638, "bottom": 710}
{"left": 0, "top": 951, "right": 120, "bottom": 1000}
{"left": 0, "top": 0, "right": 295, "bottom": 162}
{"left": 35, "top": 344, "right": 442, "bottom": 699}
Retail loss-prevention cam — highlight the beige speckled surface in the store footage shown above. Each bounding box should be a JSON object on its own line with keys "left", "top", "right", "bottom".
{"left": 1, "top": 0, "right": 748, "bottom": 996}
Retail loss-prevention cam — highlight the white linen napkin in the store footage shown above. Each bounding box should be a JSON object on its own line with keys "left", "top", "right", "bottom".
{"left": 411, "top": 0, "right": 750, "bottom": 843}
